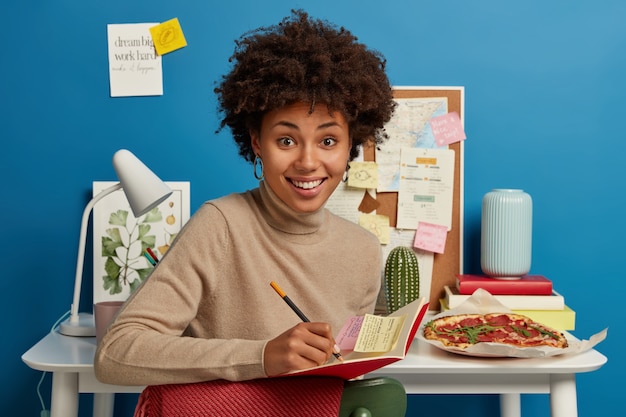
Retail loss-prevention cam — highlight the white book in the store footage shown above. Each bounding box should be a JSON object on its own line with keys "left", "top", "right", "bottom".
{"left": 444, "top": 285, "right": 565, "bottom": 310}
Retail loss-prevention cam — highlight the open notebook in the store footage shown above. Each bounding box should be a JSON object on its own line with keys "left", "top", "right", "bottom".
{"left": 282, "top": 297, "right": 429, "bottom": 380}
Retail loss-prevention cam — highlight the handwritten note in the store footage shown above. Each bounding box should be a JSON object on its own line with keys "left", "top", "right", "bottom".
{"left": 150, "top": 18, "right": 187, "bottom": 56}
{"left": 107, "top": 23, "right": 163, "bottom": 97}
{"left": 335, "top": 315, "right": 365, "bottom": 351}
{"left": 396, "top": 148, "right": 455, "bottom": 230}
{"left": 354, "top": 314, "right": 406, "bottom": 352}
{"left": 414, "top": 221, "right": 448, "bottom": 254}
{"left": 336, "top": 313, "right": 406, "bottom": 353}
{"left": 429, "top": 111, "right": 466, "bottom": 146}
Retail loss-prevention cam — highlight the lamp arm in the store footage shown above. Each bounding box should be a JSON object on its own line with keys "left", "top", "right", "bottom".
{"left": 68, "top": 182, "right": 123, "bottom": 324}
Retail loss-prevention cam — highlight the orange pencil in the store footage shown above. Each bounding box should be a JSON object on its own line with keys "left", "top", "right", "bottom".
{"left": 270, "top": 281, "right": 343, "bottom": 361}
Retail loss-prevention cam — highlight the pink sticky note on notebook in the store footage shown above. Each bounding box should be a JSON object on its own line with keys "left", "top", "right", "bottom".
{"left": 335, "top": 315, "right": 364, "bottom": 351}
{"left": 413, "top": 221, "right": 448, "bottom": 254}
{"left": 429, "top": 112, "right": 466, "bottom": 146}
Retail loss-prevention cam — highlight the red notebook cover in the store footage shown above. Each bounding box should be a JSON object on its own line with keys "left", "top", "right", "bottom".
{"left": 456, "top": 274, "right": 553, "bottom": 295}
{"left": 282, "top": 298, "right": 429, "bottom": 380}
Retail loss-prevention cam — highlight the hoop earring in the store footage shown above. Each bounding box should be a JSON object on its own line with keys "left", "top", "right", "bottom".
{"left": 253, "top": 155, "right": 264, "bottom": 181}
{"left": 342, "top": 164, "right": 350, "bottom": 183}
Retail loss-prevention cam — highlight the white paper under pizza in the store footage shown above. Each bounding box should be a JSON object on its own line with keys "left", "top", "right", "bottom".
{"left": 418, "top": 289, "right": 607, "bottom": 357}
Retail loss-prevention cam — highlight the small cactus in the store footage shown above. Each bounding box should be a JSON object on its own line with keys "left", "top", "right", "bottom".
{"left": 384, "top": 246, "right": 420, "bottom": 313}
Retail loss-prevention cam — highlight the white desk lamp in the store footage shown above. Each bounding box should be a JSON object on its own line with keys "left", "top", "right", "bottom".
{"left": 59, "top": 149, "right": 172, "bottom": 337}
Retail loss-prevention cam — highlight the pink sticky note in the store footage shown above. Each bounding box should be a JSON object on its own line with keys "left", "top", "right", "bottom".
{"left": 413, "top": 221, "right": 448, "bottom": 254}
{"left": 429, "top": 112, "right": 466, "bottom": 146}
{"left": 335, "top": 315, "right": 364, "bottom": 351}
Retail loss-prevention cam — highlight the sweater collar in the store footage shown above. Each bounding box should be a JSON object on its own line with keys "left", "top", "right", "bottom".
{"left": 256, "top": 181, "right": 327, "bottom": 235}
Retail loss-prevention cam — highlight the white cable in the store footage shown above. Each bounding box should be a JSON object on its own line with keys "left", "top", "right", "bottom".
{"left": 51, "top": 311, "right": 70, "bottom": 332}
{"left": 37, "top": 311, "right": 71, "bottom": 414}
{"left": 36, "top": 371, "right": 47, "bottom": 410}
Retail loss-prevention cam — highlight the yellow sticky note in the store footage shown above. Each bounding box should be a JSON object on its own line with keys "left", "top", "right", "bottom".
{"left": 347, "top": 161, "right": 378, "bottom": 189}
{"left": 358, "top": 213, "right": 390, "bottom": 245}
{"left": 354, "top": 313, "right": 406, "bottom": 352}
{"left": 150, "top": 18, "right": 187, "bottom": 56}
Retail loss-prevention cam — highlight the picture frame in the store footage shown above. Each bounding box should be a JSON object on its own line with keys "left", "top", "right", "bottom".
{"left": 92, "top": 181, "right": 190, "bottom": 305}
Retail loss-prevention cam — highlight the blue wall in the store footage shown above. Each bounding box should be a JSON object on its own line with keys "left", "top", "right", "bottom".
{"left": 2, "top": 1, "right": 622, "bottom": 416}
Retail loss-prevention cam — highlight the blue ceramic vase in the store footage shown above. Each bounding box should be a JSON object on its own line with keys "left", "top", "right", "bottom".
{"left": 480, "top": 189, "right": 532, "bottom": 279}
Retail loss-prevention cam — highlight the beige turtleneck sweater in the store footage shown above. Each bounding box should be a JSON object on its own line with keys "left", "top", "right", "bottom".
{"left": 94, "top": 181, "right": 382, "bottom": 386}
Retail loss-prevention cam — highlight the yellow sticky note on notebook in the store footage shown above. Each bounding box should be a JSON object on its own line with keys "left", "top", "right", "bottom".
{"left": 354, "top": 313, "right": 406, "bottom": 352}
{"left": 150, "top": 18, "right": 187, "bottom": 56}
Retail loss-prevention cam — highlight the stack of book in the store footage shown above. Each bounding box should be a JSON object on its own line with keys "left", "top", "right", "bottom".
{"left": 440, "top": 274, "right": 575, "bottom": 330}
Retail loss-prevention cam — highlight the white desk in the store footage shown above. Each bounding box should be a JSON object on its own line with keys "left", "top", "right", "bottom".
{"left": 23, "top": 330, "right": 606, "bottom": 417}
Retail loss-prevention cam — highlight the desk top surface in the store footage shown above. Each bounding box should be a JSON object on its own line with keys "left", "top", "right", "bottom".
{"left": 23, "top": 330, "right": 607, "bottom": 375}
{"left": 378, "top": 334, "right": 607, "bottom": 375}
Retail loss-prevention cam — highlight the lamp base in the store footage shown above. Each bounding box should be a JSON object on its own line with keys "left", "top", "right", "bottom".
{"left": 59, "top": 312, "right": 96, "bottom": 337}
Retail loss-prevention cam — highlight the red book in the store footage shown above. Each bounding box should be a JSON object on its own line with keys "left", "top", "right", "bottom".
{"left": 456, "top": 274, "right": 553, "bottom": 295}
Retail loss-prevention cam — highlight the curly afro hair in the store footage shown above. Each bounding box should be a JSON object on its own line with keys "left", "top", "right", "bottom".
{"left": 215, "top": 10, "right": 396, "bottom": 162}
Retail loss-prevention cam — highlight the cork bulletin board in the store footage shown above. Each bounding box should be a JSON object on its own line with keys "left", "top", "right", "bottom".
{"left": 364, "top": 87, "right": 465, "bottom": 310}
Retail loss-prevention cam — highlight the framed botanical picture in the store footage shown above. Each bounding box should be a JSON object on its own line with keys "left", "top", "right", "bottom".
{"left": 92, "top": 181, "right": 190, "bottom": 305}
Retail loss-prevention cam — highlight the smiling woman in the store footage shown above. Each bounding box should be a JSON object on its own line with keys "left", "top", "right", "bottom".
{"left": 94, "top": 9, "right": 397, "bottom": 389}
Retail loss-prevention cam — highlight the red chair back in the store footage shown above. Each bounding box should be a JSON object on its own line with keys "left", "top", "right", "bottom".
{"left": 134, "top": 376, "right": 345, "bottom": 417}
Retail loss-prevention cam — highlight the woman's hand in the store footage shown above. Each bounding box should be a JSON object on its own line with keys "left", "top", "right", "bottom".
{"left": 263, "top": 322, "right": 337, "bottom": 377}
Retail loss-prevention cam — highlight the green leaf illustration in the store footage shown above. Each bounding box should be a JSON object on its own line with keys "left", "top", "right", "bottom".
{"left": 140, "top": 235, "right": 156, "bottom": 251}
{"left": 143, "top": 207, "right": 163, "bottom": 223}
{"left": 103, "top": 273, "right": 123, "bottom": 295}
{"left": 102, "top": 256, "right": 123, "bottom": 295}
{"left": 102, "top": 228, "right": 124, "bottom": 256}
{"left": 104, "top": 256, "right": 121, "bottom": 280}
{"left": 109, "top": 209, "right": 129, "bottom": 226}
{"left": 137, "top": 223, "right": 151, "bottom": 239}
{"left": 129, "top": 278, "right": 143, "bottom": 293}
{"left": 106, "top": 227, "right": 123, "bottom": 242}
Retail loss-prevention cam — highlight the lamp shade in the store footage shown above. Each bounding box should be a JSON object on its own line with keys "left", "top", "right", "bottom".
{"left": 113, "top": 149, "right": 173, "bottom": 217}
